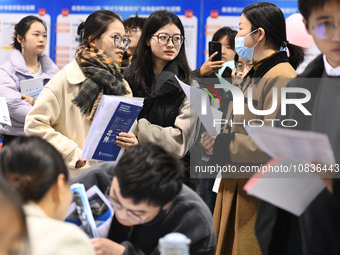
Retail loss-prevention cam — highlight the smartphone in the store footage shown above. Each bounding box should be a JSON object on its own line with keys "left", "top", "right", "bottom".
{"left": 208, "top": 41, "right": 222, "bottom": 62}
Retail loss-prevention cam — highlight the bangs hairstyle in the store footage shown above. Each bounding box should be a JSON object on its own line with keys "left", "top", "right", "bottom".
{"left": 77, "top": 10, "right": 122, "bottom": 46}
{"left": 130, "top": 10, "right": 191, "bottom": 96}
{"left": 0, "top": 136, "right": 68, "bottom": 203}
{"left": 115, "top": 143, "right": 184, "bottom": 206}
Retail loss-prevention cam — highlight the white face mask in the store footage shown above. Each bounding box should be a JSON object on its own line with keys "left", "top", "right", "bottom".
{"left": 234, "top": 29, "right": 259, "bottom": 61}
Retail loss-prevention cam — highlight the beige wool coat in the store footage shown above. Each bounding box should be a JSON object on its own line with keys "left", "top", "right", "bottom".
{"left": 24, "top": 59, "right": 132, "bottom": 176}
{"left": 213, "top": 57, "right": 297, "bottom": 255}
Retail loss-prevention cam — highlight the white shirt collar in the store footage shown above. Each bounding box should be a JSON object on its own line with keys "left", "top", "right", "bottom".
{"left": 323, "top": 55, "right": 340, "bottom": 76}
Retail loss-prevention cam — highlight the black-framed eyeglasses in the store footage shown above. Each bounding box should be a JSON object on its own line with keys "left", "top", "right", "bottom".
{"left": 103, "top": 34, "right": 131, "bottom": 50}
{"left": 152, "top": 33, "right": 184, "bottom": 46}
{"left": 125, "top": 27, "right": 140, "bottom": 37}
{"left": 311, "top": 21, "right": 340, "bottom": 39}
{"left": 105, "top": 188, "right": 145, "bottom": 224}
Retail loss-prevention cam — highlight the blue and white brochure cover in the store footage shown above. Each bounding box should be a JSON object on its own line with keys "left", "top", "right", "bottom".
{"left": 66, "top": 183, "right": 98, "bottom": 238}
{"left": 19, "top": 78, "right": 44, "bottom": 99}
{"left": 82, "top": 95, "right": 143, "bottom": 161}
{"left": 66, "top": 184, "right": 114, "bottom": 238}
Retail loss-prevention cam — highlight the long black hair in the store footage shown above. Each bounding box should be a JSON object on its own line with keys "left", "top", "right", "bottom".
{"left": 243, "top": 2, "right": 305, "bottom": 69}
{"left": 128, "top": 10, "right": 191, "bottom": 96}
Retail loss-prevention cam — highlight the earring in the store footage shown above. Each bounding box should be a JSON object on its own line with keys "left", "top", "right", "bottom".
{"left": 21, "top": 44, "right": 24, "bottom": 54}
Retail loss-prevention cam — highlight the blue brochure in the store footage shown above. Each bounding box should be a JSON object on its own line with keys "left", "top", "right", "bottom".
{"left": 82, "top": 95, "right": 144, "bottom": 161}
{"left": 93, "top": 102, "right": 142, "bottom": 161}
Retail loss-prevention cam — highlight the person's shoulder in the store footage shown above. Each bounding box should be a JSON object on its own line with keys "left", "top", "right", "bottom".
{"left": 0, "top": 59, "right": 12, "bottom": 76}
{"left": 298, "top": 54, "right": 324, "bottom": 78}
{"left": 70, "top": 161, "right": 116, "bottom": 191}
{"left": 28, "top": 216, "right": 94, "bottom": 255}
{"left": 264, "top": 62, "right": 297, "bottom": 79}
{"left": 170, "top": 185, "right": 212, "bottom": 220}
{"left": 60, "top": 59, "right": 85, "bottom": 85}
{"left": 0, "top": 50, "right": 21, "bottom": 74}
{"left": 39, "top": 53, "right": 59, "bottom": 75}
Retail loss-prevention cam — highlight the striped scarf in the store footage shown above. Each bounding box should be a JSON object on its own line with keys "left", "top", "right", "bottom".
{"left": 73, "top": 45, "right": 128, "bottom": 120}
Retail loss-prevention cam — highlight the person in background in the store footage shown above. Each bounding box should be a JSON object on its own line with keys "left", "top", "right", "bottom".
{"left": 201, "top": 2, "right": 304, "bottom": 254}
{"left": 0, "top": 178, "right": 28, "bottom": 255}
{"left": 124, "top": 10, "right": 200, "bottom": 189}
{"left": 71, "top": 142, "right": 216, "bottom": 255}
{"left": 24, "top": 10, "right": 134, "bottom": 176}
{"left": 123, "top": 15, "right": 147, "bottom": 59}
{"left": 194, "top": 27, "right": 237, "bottom": 80}
{"left": 0, "top": 15, "right": 59, "bottom": 146}
{"left": 231, "top": 55, "right": 253, "bottom": 85}
{"left": 256, "top": 0, "right": 340, "bottom": 254}
{"left": 0, "top": 136, "right": 95, "bottom": 255}
{"left": 194, "top": 28, "right": 237, "bottom": 213}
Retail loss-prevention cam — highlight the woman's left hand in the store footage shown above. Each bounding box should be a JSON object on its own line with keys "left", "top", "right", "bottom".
{"left": 115, "top": 132, "right": 138, "bottom": 149}
{"left": 22, "top": 94, "right": 35, "bottom": 106}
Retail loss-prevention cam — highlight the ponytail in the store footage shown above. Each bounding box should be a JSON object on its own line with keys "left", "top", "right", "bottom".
{"left": 285, "top": 41, "right": 305, "bottom": 70}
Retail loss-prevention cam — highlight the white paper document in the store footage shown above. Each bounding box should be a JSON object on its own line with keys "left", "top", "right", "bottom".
{"left": 82, "top": 95, "right": 144, "bottom": 161}
{"left": 19, "top": 78, "right": 44, "bottom": 99}
{"left": 244, "top": 157, "right": 326, "bottom": 216}
{"left": 245, "top": 125, "right": 336, "bottom": 164}
{"left": 0, "top": 97, "right": 11, "bottom": 126}
{"left": 176, "top": 76, "right": 221, "bottom": 135}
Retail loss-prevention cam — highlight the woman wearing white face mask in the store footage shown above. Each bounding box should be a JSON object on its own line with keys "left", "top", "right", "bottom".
{"left": 201, "top": 2, "right": 305, "bottom": 255}
{"left": 25, "top": 10, "right": 134, "bottom": 176}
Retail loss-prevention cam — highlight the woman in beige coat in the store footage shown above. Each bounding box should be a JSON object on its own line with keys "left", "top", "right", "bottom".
{"left": 201, "top": 2, "right": 305, "bottom": 255}
{"left": 24, "top": 10, "right": 133, "bottom": 176}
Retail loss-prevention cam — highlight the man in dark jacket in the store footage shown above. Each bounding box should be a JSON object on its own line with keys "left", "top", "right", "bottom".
{"left": 71, "top": 142, "right": 216, "bottom": 255}
{"left": 255, "top": 0, "right": 340, "bottom": 254}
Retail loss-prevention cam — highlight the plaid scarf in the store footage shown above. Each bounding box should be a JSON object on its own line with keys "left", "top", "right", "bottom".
{"left": 73, "top": 45, "right": 128, "bottom": 120}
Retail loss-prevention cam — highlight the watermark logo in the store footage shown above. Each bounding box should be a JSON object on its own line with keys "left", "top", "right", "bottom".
{"left": 200, "top": 83, "right": 221, "bottom": 106}
{"left": 201, "top": 82, "right": 311, "bottom": 116}
{"left": 199, "top": 81, "right": 312, "bottom": 128}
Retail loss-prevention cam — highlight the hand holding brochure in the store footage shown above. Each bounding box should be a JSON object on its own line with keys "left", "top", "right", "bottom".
{"left": 82, "top": 95, "right": 143, "bottom": 161}
{"left": 66, "top": 183, "right": 114, "bottom": 238}
{"left": 19, "top": 78, "right": 43, "bottom": 99}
